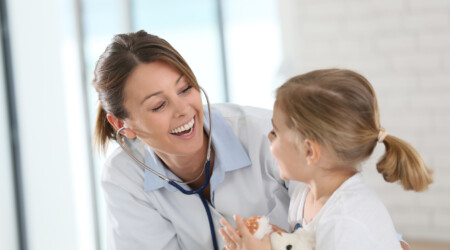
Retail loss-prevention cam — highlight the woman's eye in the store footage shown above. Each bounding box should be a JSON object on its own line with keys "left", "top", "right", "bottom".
{"left": 152, "top": 102, "right": 166, "bottom": 112}
{"left": 180, "top": 85, "right": 192, "bottom": 94}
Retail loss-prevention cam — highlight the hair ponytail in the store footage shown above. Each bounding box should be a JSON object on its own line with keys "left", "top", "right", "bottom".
{"left": 376, "top": 134, "right": 433, "bottom": 192}
{"left": 276, "top": 68, "right": 433, "bottom": 192}
{"left": 93, "top": 103, "right": 116, "bottom": 153}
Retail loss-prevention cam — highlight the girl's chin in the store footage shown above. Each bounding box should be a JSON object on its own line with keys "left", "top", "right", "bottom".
{"left": 279, "top": 174, "right": 289, "bottom": 181}
{"left": 278, "top": 168, "right": 291, "bottom": 180}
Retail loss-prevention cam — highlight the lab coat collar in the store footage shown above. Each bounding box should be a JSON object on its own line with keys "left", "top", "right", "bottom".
{"left": 143, "top": 106, "right": 252, "bottom": 192}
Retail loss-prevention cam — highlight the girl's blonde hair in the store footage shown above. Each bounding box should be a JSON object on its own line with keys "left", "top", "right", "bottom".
{"left": 91, "top": 30, "right": 200, "bottom": 153}
{"left": 276, "top": 69, "right": 433, "bottom": 191}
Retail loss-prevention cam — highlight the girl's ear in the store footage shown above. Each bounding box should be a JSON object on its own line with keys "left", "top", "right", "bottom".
{"left": 106, "top": 114, "right": 137, "bottom": 139}
{"left": 304, "top": 139, "right": 321, "bottom": 166}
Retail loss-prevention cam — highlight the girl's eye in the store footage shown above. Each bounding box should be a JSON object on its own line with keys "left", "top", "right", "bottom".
{"left": 270, "top": 130, "right": 277, "bottom": 137}
{"left": 180, "top": 85, "right": 192, "bottom": 94}
{"left": 152, "top": 101, "right": 166, "bottom": 112}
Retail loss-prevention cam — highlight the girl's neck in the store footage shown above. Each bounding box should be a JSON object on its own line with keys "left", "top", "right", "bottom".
{"left": 308, "top": 169, "right": 356, "bottom": 201}
{"left": 303, "top": 169, "right": 356, "bottom": 223}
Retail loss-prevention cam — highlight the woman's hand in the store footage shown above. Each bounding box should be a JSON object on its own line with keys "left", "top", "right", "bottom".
{"left": 219, "top": 214, "right": 271, "bottom": 250}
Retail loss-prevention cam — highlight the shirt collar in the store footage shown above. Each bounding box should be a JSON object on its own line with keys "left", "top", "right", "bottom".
{"left": 144, "top": 105, "right": 251, "bottom": 192}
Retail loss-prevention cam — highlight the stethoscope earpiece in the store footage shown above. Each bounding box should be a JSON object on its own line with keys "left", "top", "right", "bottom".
{"left": 117, "top": 126, "right": 127, "bottom": 134}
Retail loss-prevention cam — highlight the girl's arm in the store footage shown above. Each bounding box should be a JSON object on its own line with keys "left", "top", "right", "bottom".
{"left": 219, "top": 214, "right": 271, "bottom": 250}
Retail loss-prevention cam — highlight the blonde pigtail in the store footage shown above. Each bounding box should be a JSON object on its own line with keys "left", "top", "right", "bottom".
{"left": 376, "top": 134, "right": 433, "bottom": 192}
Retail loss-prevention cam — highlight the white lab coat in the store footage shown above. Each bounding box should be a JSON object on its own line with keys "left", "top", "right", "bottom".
{"left": 102, "top": 103, "right": 297, "bottom": 250}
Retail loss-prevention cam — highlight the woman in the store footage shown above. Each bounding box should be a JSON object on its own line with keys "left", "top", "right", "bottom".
{"left": 92, "top": 30, "right": 293, "bottom": 250}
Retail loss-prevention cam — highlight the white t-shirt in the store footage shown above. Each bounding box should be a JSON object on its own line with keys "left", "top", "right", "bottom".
{"left": 288, "top": 173, "right": 402, "bottom": 250}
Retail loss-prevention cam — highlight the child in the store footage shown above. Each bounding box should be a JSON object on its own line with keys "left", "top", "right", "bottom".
{"left": 219, "top": 69, "right": 433, "bottom": 250}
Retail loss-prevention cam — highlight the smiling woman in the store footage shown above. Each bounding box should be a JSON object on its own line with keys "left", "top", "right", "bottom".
{"left": 107, "top": 61, "right": 207, "bottom": 183}
{"left": 91, "top": 30, "right": 295, "bottom": 250}
{"left": 92, "top": 31, "right": 201, "bottom": 154}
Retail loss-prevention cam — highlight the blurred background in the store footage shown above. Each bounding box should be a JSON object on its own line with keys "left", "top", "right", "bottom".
{"left": 0, "top": 0, "right": 449, "bottom": 249}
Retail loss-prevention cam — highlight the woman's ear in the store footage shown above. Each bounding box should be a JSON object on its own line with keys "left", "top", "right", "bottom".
{"left": 303, "top": 139, "right": 321, "bottom": 166}
{"left": 106, "top": 114, "right": 136, "bottom": 139}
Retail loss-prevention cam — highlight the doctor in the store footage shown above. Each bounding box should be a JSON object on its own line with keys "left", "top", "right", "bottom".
{"left": 92, "top": 30, "right": 294, "bottom": 250}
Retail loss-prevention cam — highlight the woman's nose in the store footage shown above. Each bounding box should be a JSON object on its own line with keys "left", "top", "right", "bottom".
{"left": 172, "top": 96, "right": 189, "bottom": 117}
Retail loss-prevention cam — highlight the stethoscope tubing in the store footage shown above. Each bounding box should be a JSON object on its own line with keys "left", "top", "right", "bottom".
{"left": 168, "top": 160, "right": 219, "bottom": 250}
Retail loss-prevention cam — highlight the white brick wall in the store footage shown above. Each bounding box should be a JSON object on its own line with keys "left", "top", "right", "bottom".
{"left": 278, "top": 0, "right": 450, "bottom": 242}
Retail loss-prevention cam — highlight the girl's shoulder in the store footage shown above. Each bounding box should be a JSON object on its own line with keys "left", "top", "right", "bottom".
{"left": 320, "top": 174, "right": 395, "bottom": 233}
{"left": 315, "top": 174, "right": 401, "bottom": 249}
{"left": 327, "top": 174, "right": 386, "bottom": 213}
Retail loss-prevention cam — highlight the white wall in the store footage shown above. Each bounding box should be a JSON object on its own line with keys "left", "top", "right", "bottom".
{"left": 222, "top": 0, "right": 283, "bottom": 108}
{"left": 278, "top": 0, "right": 450, "bottom": 242}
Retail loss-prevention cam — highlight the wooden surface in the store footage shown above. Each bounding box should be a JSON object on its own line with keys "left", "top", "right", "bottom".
{"left": 406, "top": 240, "right": 450, "bottom": 250}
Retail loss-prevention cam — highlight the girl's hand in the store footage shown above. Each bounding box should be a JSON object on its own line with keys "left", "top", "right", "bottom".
{"left": 219, "top": 214, "right": 271, "bottom": 250}
{"left": 270, "top": 224, "right": 287, "bottom": 234}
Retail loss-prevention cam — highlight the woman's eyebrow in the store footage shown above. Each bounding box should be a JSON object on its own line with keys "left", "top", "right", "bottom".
{"left": 140, "top": 74, "right": 184, "bottom": 105}
{"left": 175, "top": 74, "right": 183, "bottom": 84}
{"left": 140, "top": 91, "right": 162, "bottom": 105}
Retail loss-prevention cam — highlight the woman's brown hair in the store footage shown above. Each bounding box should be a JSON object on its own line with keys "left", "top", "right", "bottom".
{"left": 276, "top": 69, "right": 433, "bottom": 192}
{"left": 92, "top": 30, "right": 199, "bottom": 153}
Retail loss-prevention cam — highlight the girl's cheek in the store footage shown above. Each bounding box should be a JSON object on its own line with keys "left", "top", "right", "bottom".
{"left": 270, "top": 147, "right": 279, "bottom": 160}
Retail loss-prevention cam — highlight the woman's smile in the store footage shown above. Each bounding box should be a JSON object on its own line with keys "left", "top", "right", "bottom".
{"left": 170, "top": 116, "right": 196, "bottom": 139}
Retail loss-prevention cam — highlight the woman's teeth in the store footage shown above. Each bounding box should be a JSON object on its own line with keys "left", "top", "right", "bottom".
{"left": 170, "top": 118, "right": 195, "bottom": 134}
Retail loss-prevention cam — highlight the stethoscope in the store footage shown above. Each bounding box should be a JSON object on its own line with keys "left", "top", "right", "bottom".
{"left": 115, "top": 87, "right": 219, "bottom": 250}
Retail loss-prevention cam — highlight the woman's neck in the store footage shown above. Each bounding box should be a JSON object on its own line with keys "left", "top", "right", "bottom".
{"left": 155, "top": 130, "right": 212, "bottom": 185}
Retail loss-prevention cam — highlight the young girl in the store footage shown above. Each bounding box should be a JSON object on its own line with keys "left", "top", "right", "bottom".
{"left": 219, "top": 69, "right": 433, "bottom": 250}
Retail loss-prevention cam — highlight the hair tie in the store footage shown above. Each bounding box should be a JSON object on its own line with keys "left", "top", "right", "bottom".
{"left": 378, "top": 127, "right": 388, "bottom": 143}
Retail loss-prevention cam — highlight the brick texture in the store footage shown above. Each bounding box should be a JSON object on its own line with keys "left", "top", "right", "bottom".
{"left": 279, "top": 0, "right": 450, "bottom": 242}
